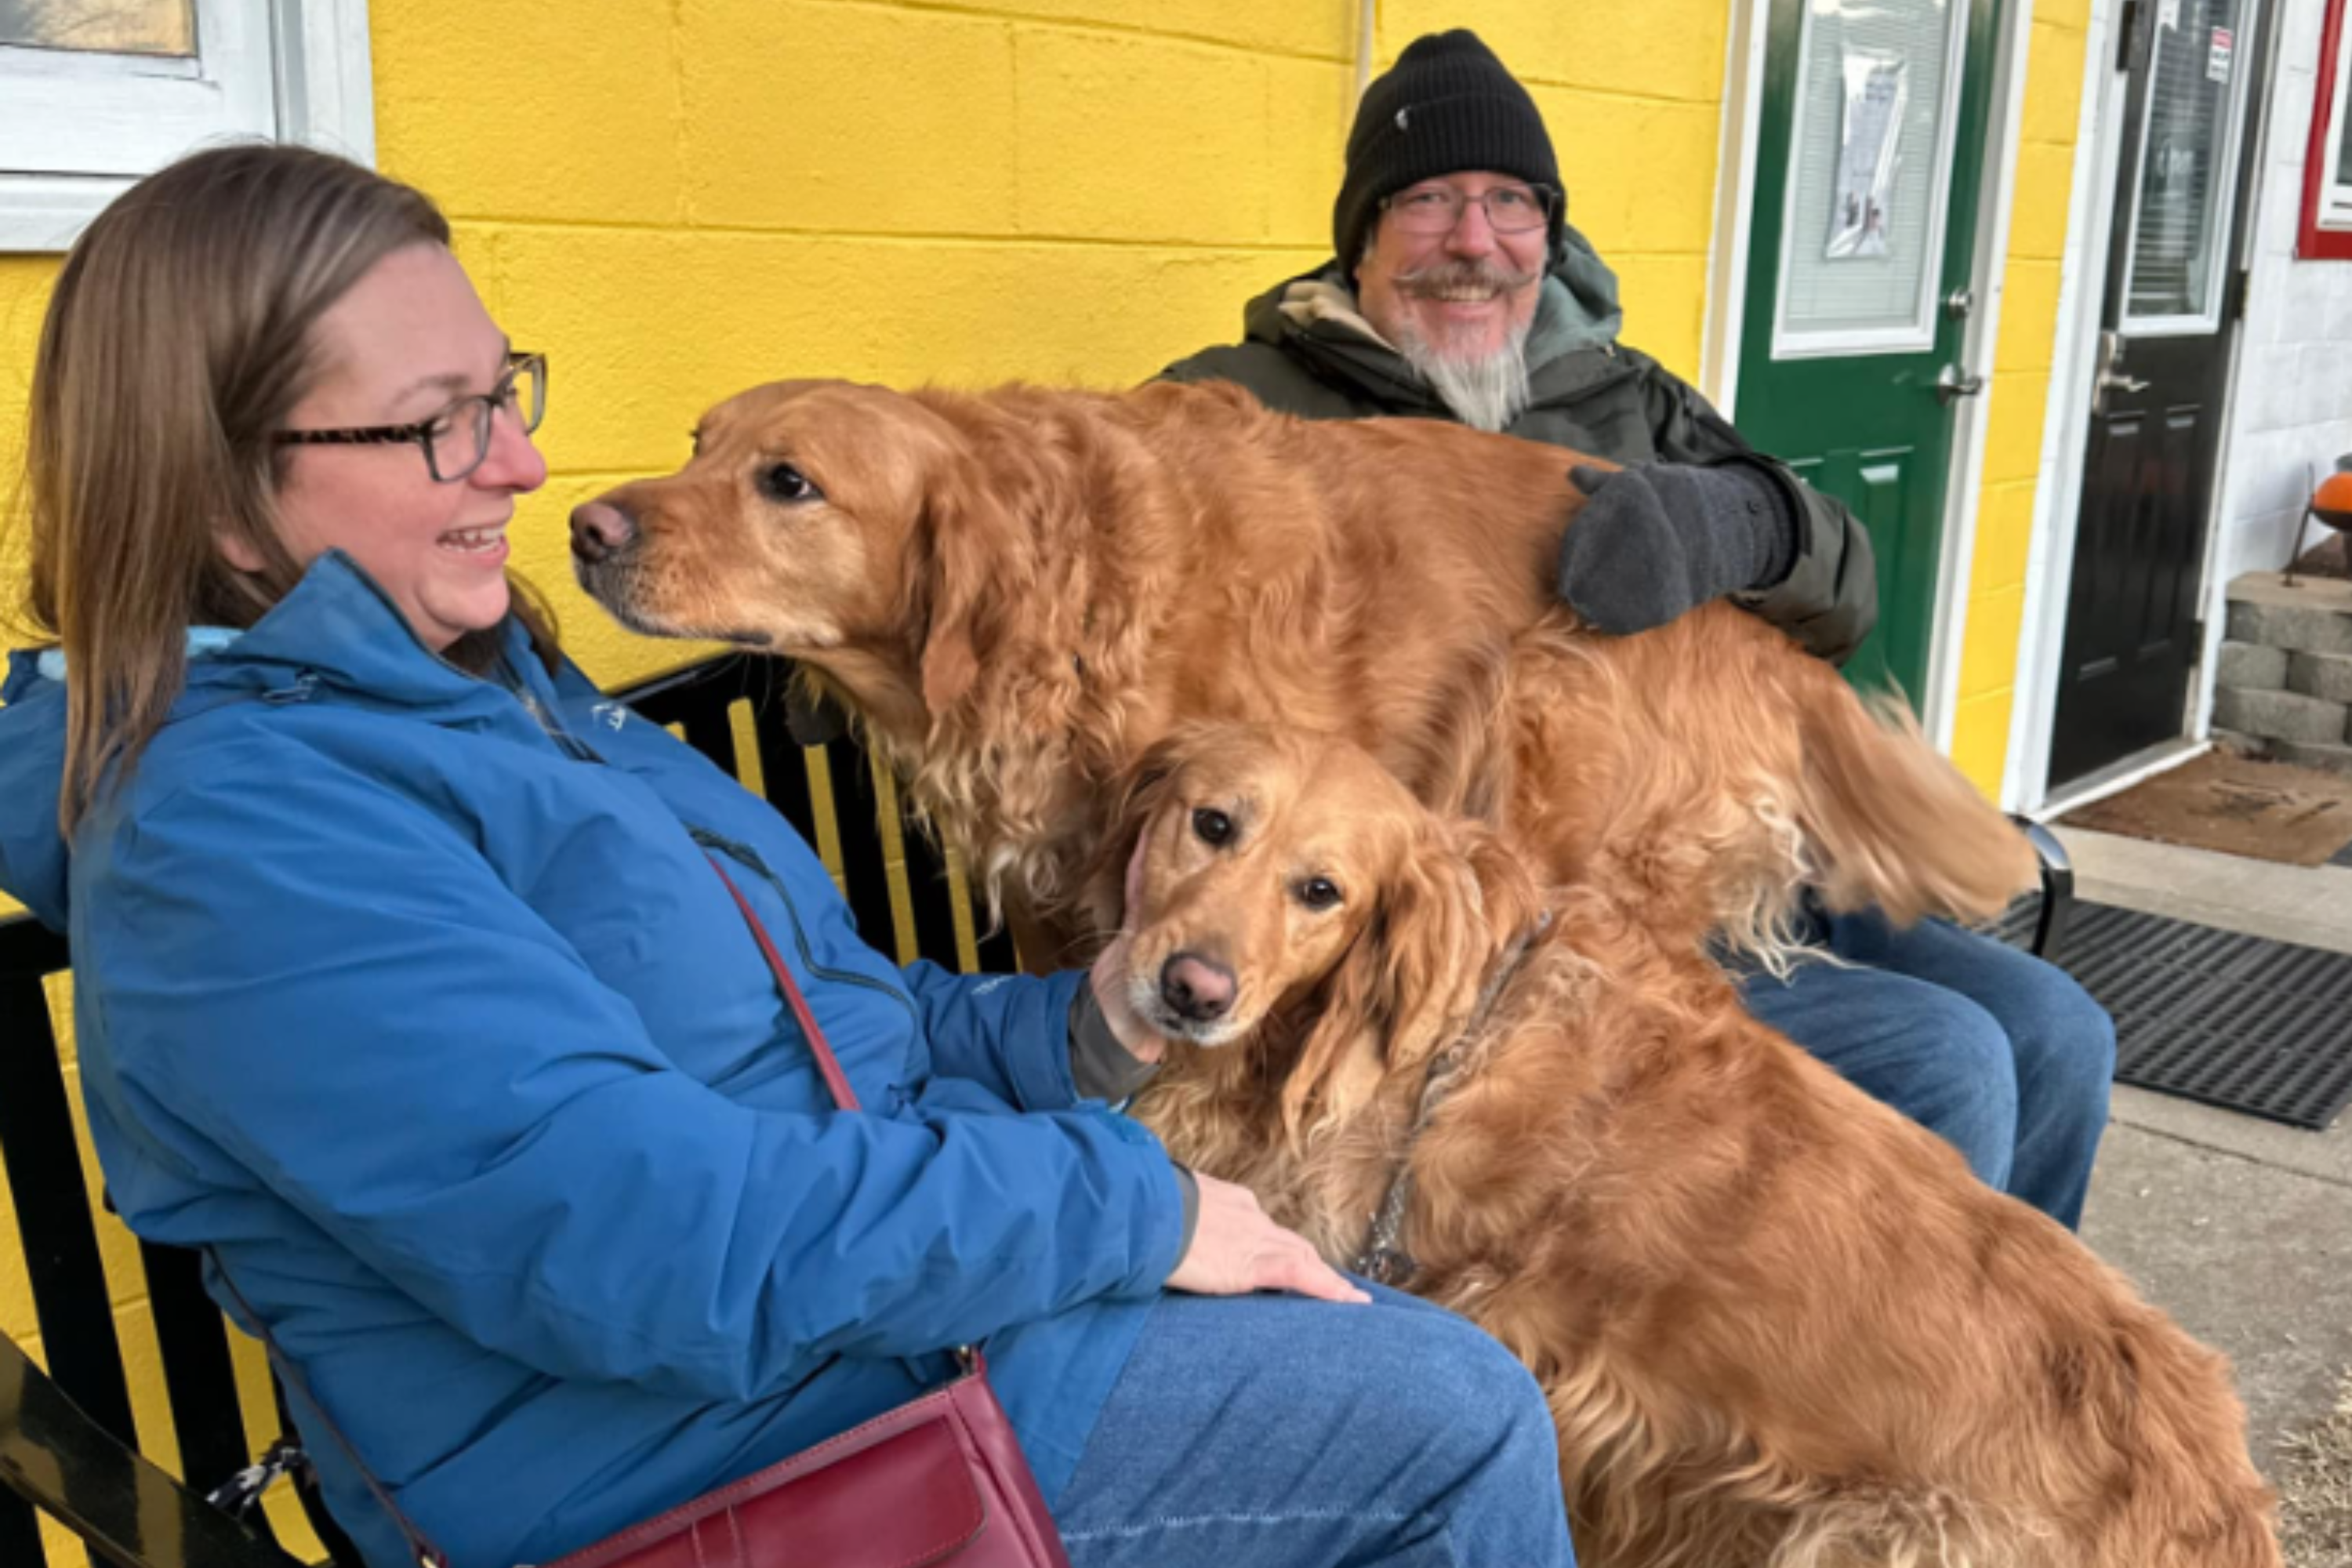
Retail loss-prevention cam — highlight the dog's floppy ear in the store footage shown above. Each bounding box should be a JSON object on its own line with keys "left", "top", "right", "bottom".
{"left": 912, "top": 457, "right": 1016, "bottom": 715}
{"left": 1080, "top": 728, "right": 1200, "bottom": 935}
{"left": 1280, "top": 815, "right": 1537, "bottom": 1143}
{"left": 903, "top": 407, "right": 1085, "bottom": 723}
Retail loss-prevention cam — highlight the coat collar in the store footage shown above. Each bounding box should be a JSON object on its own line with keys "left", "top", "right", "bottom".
{"left": 169, "top": 550, "right": 546, "bottom": 720}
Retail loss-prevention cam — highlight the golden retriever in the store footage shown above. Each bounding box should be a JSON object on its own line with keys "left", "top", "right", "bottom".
{"left": 1106, "top": 722, "right": 2280, "bottom": 1568}
{"left": 572, "top": 377, "right": 2035, "bottom": 963}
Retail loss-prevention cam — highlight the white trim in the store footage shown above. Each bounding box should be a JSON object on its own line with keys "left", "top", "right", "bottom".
{"left": 1769, "top": 321, "right": 1954, "bottom": 358}
{"left": 2185, "top": 0, "right": 2279, "bottom": 755}
{"left": 1702, "top": 0, "right": 1773, "bottom": 413}
{"left": 1922, "top": 0, "right": 2038, "bottom": 754}
{"left": 2034, "top": 736, "right": 2212, "bottom": 818}
{"left": 1769, "top": 0, "right": 1976, "bottom": 361}
{"left": 2008, "top": 0, "right": 2129, "bottom": 811}
{"left": 0, "top": 0, "right": 372, "bottom": 253}
{"left": 274, "top": 0, "right": 377, "bottom": 167}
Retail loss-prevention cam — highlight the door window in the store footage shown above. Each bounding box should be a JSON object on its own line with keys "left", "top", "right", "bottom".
{"left": 1773, "top": 0, "right": 1973, "bottom": 358}
{"left": 0, "top": 0, "right": 279, "bottom": 250}
{"left": 0, "top": 2, "right": 194, "bottom": 54}
{"left": 2121, "top": 0, "right": 2254, "bottom": 330}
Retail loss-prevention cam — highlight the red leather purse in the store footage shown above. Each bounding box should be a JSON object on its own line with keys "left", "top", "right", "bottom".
{"left": 223, "top": 855, "right": 1073, "bottom": 1568}
{"left": 542, "top": 1341, "right": 1065, "bottom": 1568}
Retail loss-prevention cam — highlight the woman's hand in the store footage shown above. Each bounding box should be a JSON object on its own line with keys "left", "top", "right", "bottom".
{"left": 1167, "top": 1172, "right": 1370, "bottom": 1304}
{"left": 1087, "top": 831, "right": 1163, "bottom": 1063}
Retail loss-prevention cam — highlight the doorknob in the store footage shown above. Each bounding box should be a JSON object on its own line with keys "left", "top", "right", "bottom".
{"left": 1934, "top": 364, "right": 1986, "bottom": 404}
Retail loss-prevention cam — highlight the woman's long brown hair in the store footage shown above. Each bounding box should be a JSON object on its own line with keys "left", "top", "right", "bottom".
{"left": 16, "top": 142, "right": 555, "bottom": 833}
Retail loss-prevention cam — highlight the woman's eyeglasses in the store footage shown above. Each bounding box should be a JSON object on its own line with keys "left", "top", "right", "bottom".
{"left": 272, "top": 353, "right": 546, "bottom": 483}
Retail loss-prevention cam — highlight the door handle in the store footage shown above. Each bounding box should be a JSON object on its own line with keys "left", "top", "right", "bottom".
{"left": 2092, "top": 329, "right": 2148, "bottom": 416}
{"left": 1934, "top": 364, "right": 1986, "bottom": 404}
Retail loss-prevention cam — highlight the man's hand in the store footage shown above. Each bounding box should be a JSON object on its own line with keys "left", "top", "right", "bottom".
{"left": 1166, "top": 1171, "right": 1370, "bottom": 1304}
{"left": 1556, "top": 461, "right": 1798, "bottom": 636}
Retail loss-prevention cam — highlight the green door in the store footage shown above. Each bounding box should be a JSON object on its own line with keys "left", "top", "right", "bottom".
{"left": 1735, "top": 0, "right": 2005, "bottom": 701}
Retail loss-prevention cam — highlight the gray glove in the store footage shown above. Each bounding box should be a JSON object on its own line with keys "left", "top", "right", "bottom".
{"left": 1557, "top": 460, "right": 1799, "bottom": 636}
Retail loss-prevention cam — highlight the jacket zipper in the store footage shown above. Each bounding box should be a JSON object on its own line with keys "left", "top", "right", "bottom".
{"left": 495, "top": 668, "right": 921, "bottom": 1046}
{"left": 688, "top": 826, "right": 919, "bottom": 1030}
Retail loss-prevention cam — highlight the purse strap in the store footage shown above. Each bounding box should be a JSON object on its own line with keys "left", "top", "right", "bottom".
{"left": 706, "top": 857, "right": 860, "bottom": 1111}
{"left": 202, "top": 854, "right": 877, "bottom": 1567}
{"left": 211, "top": 1256, "right": 454, "bottom": 1568}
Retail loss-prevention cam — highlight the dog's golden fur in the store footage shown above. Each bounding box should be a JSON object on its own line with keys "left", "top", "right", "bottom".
{"left": 1109, "top": 724, "right": 2280, "bottom": 1568}
{"left": 577, "top": 379, "right": 2034, "bottom": 964}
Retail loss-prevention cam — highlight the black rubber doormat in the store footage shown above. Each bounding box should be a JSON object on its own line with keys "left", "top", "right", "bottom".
{"left": 1998, "top": 901, "right": 2352, "bottom": 1130}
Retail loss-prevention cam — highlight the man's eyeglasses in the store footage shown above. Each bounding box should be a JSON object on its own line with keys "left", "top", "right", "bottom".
{"left": 1381, "top": 183, "right": 1557, "bottom": 237}
{"left": 272, "top": 353, "right": 547, "bottom": 483}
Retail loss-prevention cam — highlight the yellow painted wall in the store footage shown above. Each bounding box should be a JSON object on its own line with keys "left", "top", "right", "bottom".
{"left": 0, "top": 2, "right": 1730, "bottom": 1561}
{"left": 1951, "top": 0, "right": 2092, "bottom": 793}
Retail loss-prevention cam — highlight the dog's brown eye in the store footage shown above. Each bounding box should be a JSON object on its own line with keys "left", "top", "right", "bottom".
{"left": 1294, "top": 877, "right": 1342, "bottom": 912}
{"left": 1192, "top": 808, "right": 1233, "bottom": 846}
{"left": 758, "top": 463, "right": 822, "bottom": 504}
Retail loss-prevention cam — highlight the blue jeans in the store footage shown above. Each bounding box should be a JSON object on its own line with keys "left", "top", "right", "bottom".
{"left": 1053, "top": 1284, "right": 1574, "bottom": 1567}
{"left": 1740, "top": 909, "right": 2117, "bottom": 1229}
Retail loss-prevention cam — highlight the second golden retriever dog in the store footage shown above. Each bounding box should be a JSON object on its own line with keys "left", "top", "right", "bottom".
{"left": 570, "top": 378, "right": 2035, "bottom": 964}
{"left": 1108, "top": 723, "right": 2279, "bottom": 1568}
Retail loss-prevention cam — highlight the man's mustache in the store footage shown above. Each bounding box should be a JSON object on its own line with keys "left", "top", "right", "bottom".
{"left": 1394, "top": 259, "right": 1541, "bottom": 296}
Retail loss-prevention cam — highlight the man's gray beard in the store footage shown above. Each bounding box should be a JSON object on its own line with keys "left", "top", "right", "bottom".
{"left": 1392, "top": 320, "right": 1534, "bottom": 434}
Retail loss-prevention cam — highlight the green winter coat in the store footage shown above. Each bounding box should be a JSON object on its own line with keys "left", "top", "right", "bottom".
{"left": 1160, "top": 263, "right": 1878, "bottom": 662}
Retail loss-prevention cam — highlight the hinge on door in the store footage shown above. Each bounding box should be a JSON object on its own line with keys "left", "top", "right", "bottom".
{"left": 2117, "top": 0, "right": 2143, "bottom": 70}
{"left": 2187, "top": 617, "right": 2206, "bottom": 665}
{"left": 2226, "top": 266, "right": 2250, "bottom": 324}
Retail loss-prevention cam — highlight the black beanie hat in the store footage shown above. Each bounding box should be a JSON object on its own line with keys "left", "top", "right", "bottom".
{"left": 1334, "top": 30, "right": 1563, "bottom": 272}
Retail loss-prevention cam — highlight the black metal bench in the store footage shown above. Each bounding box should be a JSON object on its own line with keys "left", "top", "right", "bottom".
{"left": 0, "top": 652, "right": 2073, "bottom": 1568}
{"left": 0, "top": 652, "right": 1011, "bottom": 1568}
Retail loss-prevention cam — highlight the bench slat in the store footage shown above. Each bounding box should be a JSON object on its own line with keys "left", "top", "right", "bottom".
{"left": 0, "top": 949, "right": 138, "bottom": 1450}
{"left": 139, "top": 1243, "right": 273, "bottom": 1537}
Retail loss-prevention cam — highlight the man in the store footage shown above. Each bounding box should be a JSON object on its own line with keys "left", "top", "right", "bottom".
{"left": 1160, "top": 29, "right": 2115, "bottom": 1229}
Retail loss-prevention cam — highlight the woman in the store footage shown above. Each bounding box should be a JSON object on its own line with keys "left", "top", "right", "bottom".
{"left": 0, "top": 145, "right": 1573, "bottom": 1568}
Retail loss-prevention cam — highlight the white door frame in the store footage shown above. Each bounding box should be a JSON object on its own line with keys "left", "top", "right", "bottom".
{"left": 1703, "top": 0, "right": 2033, "bottom": 757}
{"left": 2005, "top": 0, "right": 2272, "bottom": 815}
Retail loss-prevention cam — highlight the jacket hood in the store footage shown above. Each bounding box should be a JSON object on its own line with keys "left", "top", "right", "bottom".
{"left": 0, "top": 551, "right": 532, "bottom": 931}
{"left": 1245, "top": 220, "right": 1624, "bottom": 377}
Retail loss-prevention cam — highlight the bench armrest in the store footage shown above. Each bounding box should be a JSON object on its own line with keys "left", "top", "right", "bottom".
{"left": 2008, "top": 815, "right": 2074, "bottom": 961}
{"left": 1, "top": 1333, "right": 307, "bottom": 1568}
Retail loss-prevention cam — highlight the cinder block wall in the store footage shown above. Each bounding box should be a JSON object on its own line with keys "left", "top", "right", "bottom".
{"left": 0, "top": 4, "right": 1731, "bottom": 1559}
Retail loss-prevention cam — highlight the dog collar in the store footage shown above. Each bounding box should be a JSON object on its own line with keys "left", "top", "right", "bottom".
{"left": 1351, "top": 908, "right": 1552, "bottom": 1285}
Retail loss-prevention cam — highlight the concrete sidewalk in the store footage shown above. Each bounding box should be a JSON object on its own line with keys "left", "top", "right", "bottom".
{"left": 2056, "top": 826, "right": 2352, "bottom": 1466}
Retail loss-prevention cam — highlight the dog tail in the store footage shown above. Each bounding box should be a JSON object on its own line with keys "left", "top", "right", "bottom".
{"left": 1795, "top": 683, "right": 2039, "bottom": 927}
{"left": 2066, "top": 1310, "right": 2284, "bottom": 1568}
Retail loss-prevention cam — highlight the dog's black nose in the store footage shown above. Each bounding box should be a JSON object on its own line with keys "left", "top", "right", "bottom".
{"left": 1160, "top": 953, "right": 1236, "bottom": 1022}
{"left": 570, "top": 499, "right": 637, "bottom": 564}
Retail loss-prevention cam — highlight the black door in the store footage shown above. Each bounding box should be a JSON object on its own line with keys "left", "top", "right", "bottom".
{"left": 2049, "top": 0, "right": 2263, "bottom": 789}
